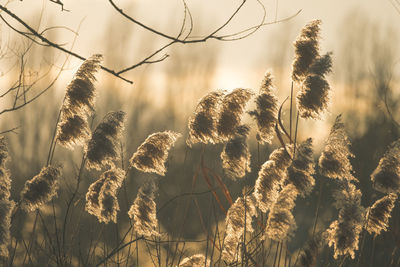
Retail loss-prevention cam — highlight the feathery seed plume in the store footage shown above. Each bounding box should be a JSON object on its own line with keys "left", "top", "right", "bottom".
{"left": 365, "top": 193, "right": 397, "bottom": 235}
{"left": 20, "top": 166, "right": 61, "bottom": 211}
{"left": 221, "top": 125, "right": 251, "bottom": 179}
{"left": 179, "top": 254, "right": 210, "bottom": 267}
{"left": 216, "top": 88, "right": 253, "bottom": 142}
{"left": 325, "top": 182, "right": 365, "bottom": 259}
{"left": 253, "top": 146, "right": 292, "bottom": 212}
{"left": 56, "top": 54, "right": 102, "bottom": 149}
{"left": 0, "top": 199, "right": 14, "bottom": 258}
{"left": 85, "top": 168, "right": 125, "bottom": 223}
{"left": 249, "top": 72, "right": 278, "bottom": 144}
{"left": 297, "top": 69, "right": 331, "bottom": 119}
{"left": 371, "top": 139, "right": 400, "bottom": 194}
{"left": 319, "top": 115, "right": 356, "bottom": 181}
{"left": 187, "top": 91, "right": 224, "bottom": 146}
{"left": 57, "top": 114, "right": 91, "bottom": 149}
{"left": 129, "top": 131, "right": 181, "bottom": 176}
{"left": 222, "top": 195, "right": 257, "bottom": 263}
{"left": 128, "top": 181, "right": 159, "bottom": 237}
{"left": 86, "top": 111, "right": 126, "bottom": 170}
{"left": 0, "top": 137, "right": 11, "bottom": 202}
{"left": 292, "top": 20, "right": 321, "bottom": 82}
{"left": 288, "top": 138, "right": 315, "bottom": 197}
{"left": 265, "top": 184, "right": 298, "bottom": 241}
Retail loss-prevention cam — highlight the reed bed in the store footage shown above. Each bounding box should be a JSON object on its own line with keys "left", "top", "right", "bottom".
{"left": 0, "top": 19, "right": 399, "bottom": 267}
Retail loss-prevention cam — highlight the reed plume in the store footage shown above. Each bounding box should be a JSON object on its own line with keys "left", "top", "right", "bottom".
{"left": 20, "top": 166, "right": 61, "bottom": 211}
{"left": 371, "top": 139, "right": 400, "bottom": 194}
{"left": 128, "top": 180, "right": 159, "bottom": 237}
{"left": 86, "top": 111, "right": 126, "bottom": 170}
{"left": 179, "top": 254, "right": 210, "bottom": 267}
{"left": 221, "top": 125, "right": 251, "bottom": 178}
{"left": 248, "top": 72, "right": 278, "bottom": 144}
{"left": 292, "top": 20, "right": 321, "bottom": 82}
{"left": 288, "top": 138, "right": 315, "bottom": 197}
{"left": 85, "top": 168, "right": 125, "bottom": 223}
{"left": 297, "top": 53, "right": 332, "bottom": 119}
{"left": 216, "top": 88, "right": 253, "bottom": 142}
{"left": 0, "top": 199, "right": 14, "bottom": 258}
{"left": 325, "top": 182, "right": 365, "bottom": 259}
{"left": 253, "top": 146, "right": 292, "bottom": 212}
{"left": 319, "top": 115, "right": 356, "bottom": 181}
{"left": 265, "top": 184, "right": 298, "bottom": 241}
{"left": 0, "top": 137, "right": 11, "bottom": 202}
{"left": 56, "top": 54, "right": 102, "bottom": 149}
{"left": 365, "top": 193, "right": 397, "bottom": 235}
{"left": 187, "top": 91, "right": 224, "bottom": 146}
{"left": 222, "top": 195, "right": 257, "bottom": 263}
{"left": 129, "top": 131, "right": 181, "bottom": 176}
{"left": 0, "top": 137, "right": 13, "bottom": 259}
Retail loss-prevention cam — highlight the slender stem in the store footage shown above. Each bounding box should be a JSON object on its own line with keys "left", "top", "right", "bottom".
{"left": 289, "top": 81, "right": 294, "bottom": 141}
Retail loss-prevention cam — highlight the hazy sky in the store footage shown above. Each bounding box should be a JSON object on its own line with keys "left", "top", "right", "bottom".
{"left": 2, "top": 0, "right": 399, "bottom": 91}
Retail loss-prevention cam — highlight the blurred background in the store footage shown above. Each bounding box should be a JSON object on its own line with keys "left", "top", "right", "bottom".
{"left": 1, "top": 0, "right": 400, "bottom": 266}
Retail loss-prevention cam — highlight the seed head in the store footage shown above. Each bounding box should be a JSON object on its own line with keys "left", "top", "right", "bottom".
{"left": 20, "top": 166, "right": 61, "bottom": 212}
{"left": 187, "top": 91, "right": 224, "bottom": 146}
{"left": 365, "top": 193, "right": 397, "bottom": 235}
{"left": 288, "top": 138, "right": 315, "bottom": 197}
{"left": 0, "top": 199, "right": 14, "bottom": 258}
{"left": 217, "top": 88, "right": 253, "bottom": 142}
{"left": 221, "top": 125, "right": 251, "bottom": 179}
{"left": 371, "top": 139, "right": 400, "bottom": 194}
{"left": 249, "top": 72, "right": 278, "bottom": 144}
{"left": 85, "top": 168, "right": 125, "bottom": 223}
{"left": 292, "top": 20, "right": 321, "bottom": 82}
{"left": 57, "top": 114, "right": 91, "bottom": 149}
{"left": 179, "top": 254, "right": 210, "bottom": 267}
{"left": 325, "top": 182, "right": 365, "bottom": 259}
{"left": 319, "top": 115, "right": 356, "bottom": 181}
{"left": 86, "top": 111, "right": 126, "bottom": 170}
{"left": 222, "top": 195, "right": 256, "bottom": 263}
{"left": 265, "top": 184, "right": 298, "bottom": 241}
{"left": 253, "top": 146, "right": 292, "bottom": 212}
{"left": 128, "top": 181, "right": 159, "bottom": 237}
{"left": 130, "top": 131, "right": 181, "bottom": 176}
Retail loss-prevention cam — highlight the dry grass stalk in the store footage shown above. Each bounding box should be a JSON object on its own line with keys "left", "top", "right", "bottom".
{"left": 249, "top": 72, "right": 278, "bottom": 144}
{"left": 128, "top": 180, "right": 159, "bottom": 237}
{"left": 265, "top": 184, "right": 298, "bottom": 241}
{"left": 56, "top": 54, "right": 102, "bottom": 149}
{"left": 325, "top": 182, "right": 365, "bottom": 259}
{"left": 216, "top": 88, "right": 253, "bottom": 142}
{"left": 20, "top": 166, "right": 61, "bottom": 212}
{"left": 288, "top": 138, "right": 315, "bottom": 197}
{"left": 371, "top": 139, "right": 400, "bottom": 194}
{"left": 221, "top": 125, "right": 251, "bottom": 179}
{"left": 253, "top": 146, "right": 292, "bottom": 212}
{"left": 86, "top": 111, "right": 126, "bottom": 170}
{"left": 187, "top": 91, "right": 224, "bottom": 146}
{"left": 319, "top": 115, "right": 356, "bottom": 181}
{"left": 365, "top": 193, "right": 397, "bottom": 235}
{"left": 0, "top": 137, "right": 11, "bottom": 202}
{"left": 179, "top": 254, "right": 210, "bottom": 267}
{"left": 85, "top": 168, "right": 125, "bottom": 223}
{"left": 129, "top": 131, "right": 181, "bottom": 176}
{"left": 222, "top": 195, "right": 256, "bottom": 263}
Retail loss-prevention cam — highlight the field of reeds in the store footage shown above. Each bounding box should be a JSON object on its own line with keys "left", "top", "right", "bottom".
{"left": 1, "top": 7, "right": 400, "bottom": 267}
